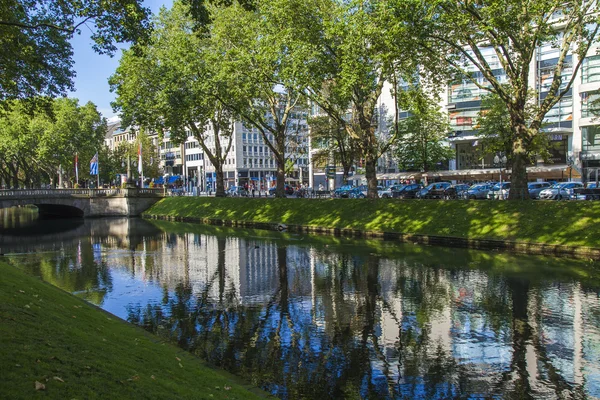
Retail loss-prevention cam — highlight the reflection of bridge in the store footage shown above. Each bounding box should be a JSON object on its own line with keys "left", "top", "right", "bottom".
{"left": 0, "top": 188, "right": 164, "bottom": 217}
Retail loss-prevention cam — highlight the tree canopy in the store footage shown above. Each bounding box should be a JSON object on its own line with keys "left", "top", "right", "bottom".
{"left": 386, "top": 0, "right": 600, "bottom": 198}
{"left": 0, "top": 0, "right": 150, "bottom": 102}
{"left": 0, "top": 98, "right": 105, "bottom": 188}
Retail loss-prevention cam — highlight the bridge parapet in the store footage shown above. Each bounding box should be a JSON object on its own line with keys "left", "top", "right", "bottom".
{"left": 0, "top": 188, "right": 165, "bottom": 199}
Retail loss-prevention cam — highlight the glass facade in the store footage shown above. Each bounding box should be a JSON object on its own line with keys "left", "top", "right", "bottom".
{"left": 581, "top": 92, "right": 600, "bottom": 118}
{"left": 582, "top": 55, "right": 600, "bottom": 84}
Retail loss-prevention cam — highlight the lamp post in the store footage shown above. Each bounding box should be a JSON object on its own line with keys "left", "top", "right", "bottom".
{"left": 493, "top": 153, "right": 508, "bottom": 199}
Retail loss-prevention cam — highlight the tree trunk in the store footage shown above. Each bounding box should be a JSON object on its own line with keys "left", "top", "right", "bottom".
{"left": 508, "top": 135, "right": 529, "bottom": 200}
{"left": 215, "top": 167, "right": 226, "bottom": 197}
{"left": 275, "top": 161, "right": 286, "bottom": 198}
{"left": 342, "top": 164, "right": 351, "bottom": 185}
{"left": 365, "top": 155, "right": 378, "bottom": 199}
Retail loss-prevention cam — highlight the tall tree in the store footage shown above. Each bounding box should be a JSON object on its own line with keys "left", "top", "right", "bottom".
{"left": 282, "top": 0, "right": 416, "bottom": 198}
{"left": 308, "top": 114, "right": 360, "bottom": 184}
{"left": 0, "top": 98, "right": 105, "bottom": 188}
{"left": 207, "top": 0, "right": 310, "bottom": 197}
{"left": 386, "top": 0, "right": 600, "bottom": 199}
{"left": 394, "top": 89, "right": 454, "bottom": 173}
{"left": 110, "top": 2, "right": 235, "bottom": 197}
{"left": 0, "top": 0, "right": 150, "bottom": 102}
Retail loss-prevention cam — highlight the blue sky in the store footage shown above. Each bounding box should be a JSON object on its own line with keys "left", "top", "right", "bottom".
{"left": 68, "top": 0, "right": 173, "bottom": 120}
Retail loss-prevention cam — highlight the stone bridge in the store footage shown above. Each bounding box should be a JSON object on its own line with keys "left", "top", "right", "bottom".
{"left": 0, "top": 188, "right": 165, "bottom": 217}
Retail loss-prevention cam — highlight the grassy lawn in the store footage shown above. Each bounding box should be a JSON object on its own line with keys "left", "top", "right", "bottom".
{"left": 144, "top": 197, "right": 600, "bottom": 248}
{"left": 0, "top": 261, "right": 266, "bottom": 400}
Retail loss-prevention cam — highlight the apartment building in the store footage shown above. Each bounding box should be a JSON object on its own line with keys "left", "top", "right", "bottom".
{"left": 184, "top": 116, "right": 310, "bottom": 192}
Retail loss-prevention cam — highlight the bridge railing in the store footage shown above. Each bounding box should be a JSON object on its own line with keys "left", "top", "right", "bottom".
{"left": 0, "top": 188, "right": 165, "bottom": 198}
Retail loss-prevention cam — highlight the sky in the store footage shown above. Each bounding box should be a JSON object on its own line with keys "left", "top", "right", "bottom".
{"left": 68, "top": 0, "right": 173, "bottom": 122}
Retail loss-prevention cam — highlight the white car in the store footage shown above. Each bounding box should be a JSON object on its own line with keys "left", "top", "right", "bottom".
{"left": 539, "top": 182, "right": 583, "bottom": 200}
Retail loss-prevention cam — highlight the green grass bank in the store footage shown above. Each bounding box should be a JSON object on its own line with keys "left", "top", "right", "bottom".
{"left": 0, "top": 262, "right": 266, "bottom": 400}
{"left": 143, "top": 197, "right": 600, "bottom": 253}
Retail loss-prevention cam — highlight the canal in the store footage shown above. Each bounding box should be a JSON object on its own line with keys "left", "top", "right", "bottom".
{"left": 2, "top": 207, "right": 600, "bottom": 399}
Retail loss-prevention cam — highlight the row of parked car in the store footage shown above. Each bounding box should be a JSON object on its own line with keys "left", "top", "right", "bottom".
{"left": 352, "top": 181, "right": 587, "bottom": 200}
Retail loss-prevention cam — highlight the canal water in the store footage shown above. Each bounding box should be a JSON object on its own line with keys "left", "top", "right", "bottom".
{"left": 2, "top": 207, "right": 600, "bottom": 399}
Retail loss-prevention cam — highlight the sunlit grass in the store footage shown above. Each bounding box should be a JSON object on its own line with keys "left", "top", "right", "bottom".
{"left": 0, "top": 262, "right": 266, "bottom": 400}
{"left": 145, "top": 198, "right": 600, "bottom": 248}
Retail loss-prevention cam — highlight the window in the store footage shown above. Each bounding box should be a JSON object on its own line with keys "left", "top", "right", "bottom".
{"left": 582, "top": 55, "right": 600, "bottom": 84}
{"left": 581, "top": 92, "right": 600, "bottom": 118}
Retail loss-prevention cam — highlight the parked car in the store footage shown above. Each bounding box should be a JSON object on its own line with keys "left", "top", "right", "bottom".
{"left": 527, "top": 182, "right": 552, "bottom": 199}
{"left": 333, "top": 185, "right": 354, "bottom": 198}
{"left": 539, "top": 182, "right": 584, "bottom": 200}
{"left": 416, "top": 182, "right": 452, "bottom": 199}
{"left": 444, "top": 184, "right": 470, "bottom": 199}
{"left": 463, "top": 183, "right": 494, "bottom": 200}
{"left": 379, "top": 184, "right": 405, "bottom": 198}
{"left": 347, "top": 187, "right": 366, "bottom": 198}
{"left": 575, "top": 182, "right": 598, "bottom": 200}
{"left": 394, "top": 183, "right": 423, "bottom": 199}
{"left": 487, "top": 182, "right": 511, "bottom": 200}
{"left": 268, "top": 185, "right": 295, "bottom": 196}
{"left": 226, "top": 186, "right": 248, "bottom": 197}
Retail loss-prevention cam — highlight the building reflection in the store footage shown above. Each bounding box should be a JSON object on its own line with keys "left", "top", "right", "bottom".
{"left": 3, "top": 209, "right": 600, "bottom": 399}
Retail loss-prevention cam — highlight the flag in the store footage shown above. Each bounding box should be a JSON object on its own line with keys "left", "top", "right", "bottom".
{"left": 90, "top": 153, "right": 98, "bottom": 175}
{"left": 138, "top": 142, "right": 143, "bottom": 175}
{"left": 472, "top": 140, "right": 479, "bottom": 147}
{"left": 75, "top": 153, "right": 79, "bottom": 183}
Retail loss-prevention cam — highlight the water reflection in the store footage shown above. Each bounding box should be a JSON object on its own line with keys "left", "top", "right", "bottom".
{"left": 3, "top": 208, "right": 600, "bottom": 399}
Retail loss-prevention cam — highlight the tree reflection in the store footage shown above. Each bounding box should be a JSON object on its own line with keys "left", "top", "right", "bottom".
{"left": 121, "top": 235, "right": 599, "bottom": 400}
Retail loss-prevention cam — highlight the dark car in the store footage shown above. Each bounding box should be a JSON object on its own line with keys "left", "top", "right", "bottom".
{"left": 379, "top": 184, "right": 405, "bottom": 198}
{"left": 444, "top": 184, "right": 471, "bottom": 199}
{"left": 269, "top": 185, "right": 295, "bottom": 196}
{"left": 394, "top": 183, "right": 423, "bottom": 199}
{"left": 416, "top": 182, "right": 452, "bottom": 199}
{"left": 333, "top": 185, "right": 354, "bottom": 198}
{"left": 527, "top": 182, "right": 552, "bottom": 199}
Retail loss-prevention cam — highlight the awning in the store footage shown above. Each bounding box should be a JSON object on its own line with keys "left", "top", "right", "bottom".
{"left": 154, "top": 176, "right": 164, "bottom": 184}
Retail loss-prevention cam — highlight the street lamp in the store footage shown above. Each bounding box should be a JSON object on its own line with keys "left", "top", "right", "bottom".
{"left": 494, "top": 153, "right": 508, "bottom": 199}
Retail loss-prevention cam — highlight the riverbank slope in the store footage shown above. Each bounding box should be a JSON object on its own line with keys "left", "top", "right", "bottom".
{"left": 143, "top": 197, "right": 600, "bottom": 256}
{"left": 0, "top": 262, "right": 265, "bottom": 400}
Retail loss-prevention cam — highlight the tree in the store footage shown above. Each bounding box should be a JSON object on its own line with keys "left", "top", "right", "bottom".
{"left": 108, "top": 131, "right": 159, "bottom": 187}
{"left": 206, "top": 0, "right": 312, "bottom": 198}
{"left": 394, "top": 89, "right": 454, "bottom": 173}
{"left": 0, "top": 0, "right": 150, "bottom": 102}
{"left": 110, "top": 2, "right": 235, "bottom": 197}
{"left": 0, "top": 98, "right": 105, "bottom": 187}
{"left": 476, "top": 93, "right": 551, "bottom": 169}
{"left": 282, "top": 0, "right": 416, "bottom": 198}
{"left": 308, "top": 114, "right": 360, "bottom": 184}
{"left": 386, "top": 0, "right": 600, "bottom": 199}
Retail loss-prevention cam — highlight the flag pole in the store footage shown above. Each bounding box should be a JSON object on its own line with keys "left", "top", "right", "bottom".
{"left": 97, "top": 151, "right": 100, "bottom": 189}
{"left": 75, "top": 153, "right": 79, "bottom": 186}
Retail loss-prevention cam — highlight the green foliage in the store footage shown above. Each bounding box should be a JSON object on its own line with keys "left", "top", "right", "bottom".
{"left": 0, "top": 98, "right": 105, "bottom": 188}
{"left": 0, "top": 0, "right": 151, "bottom": 102}
{"left": 308, "top": 115, "right": 360, "bottom": 182}
{"left": 394, "top": 88, "right": 454, "bottom": 172}
{"left": 111, "top": 2, "right": 237, "bottom": 196}
{"left": 0, "top": 262, "right": 264, "bottom": 399}
{"left": 387, "top": 0, "right": 600, "bottom": 199}
{"left": 145, "top": 197, "right": 600, "bottom": 248}
{"left": 477, "top": 93, "right": 551, "bottom": 164}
